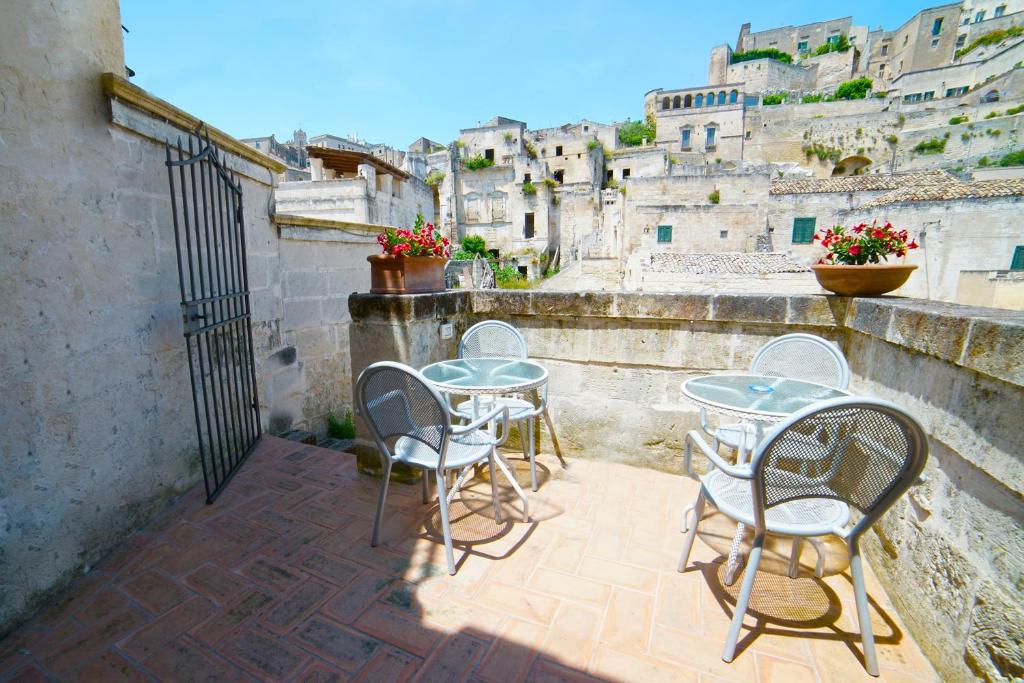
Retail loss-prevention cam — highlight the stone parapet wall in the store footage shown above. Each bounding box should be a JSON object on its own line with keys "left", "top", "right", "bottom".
{"left": 348, "top": 290, "right": 1023, "bottom": 682}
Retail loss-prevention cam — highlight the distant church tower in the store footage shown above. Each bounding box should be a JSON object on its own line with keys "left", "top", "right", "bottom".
{"left": 292, "top": 129, "right": 308, "bottom": 167}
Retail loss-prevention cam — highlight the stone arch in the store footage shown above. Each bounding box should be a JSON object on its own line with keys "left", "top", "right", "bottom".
{"left": 717, "top": 91, "right": 727, "bottom": 105}
{"left": 832, "top": 155, "right": 873, "bottom": 176}
{"left": 662, "top": 96, "right": 671, "bottom": 110}
{"left": 684, "top": 94, "right": 693, "bottom": 108}
{"left": 695, "top": 93, "right": 703, "bottom": 107}
{"left": 729, "top": 89, "right": 739, "bottom": 104}
{"left": 672, "top": 95, "right": 681, "bottom": 109}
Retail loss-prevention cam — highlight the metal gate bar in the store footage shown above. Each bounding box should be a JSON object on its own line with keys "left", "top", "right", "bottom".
{"left": 166, "top": 129, "right": 261, "bottom": 502}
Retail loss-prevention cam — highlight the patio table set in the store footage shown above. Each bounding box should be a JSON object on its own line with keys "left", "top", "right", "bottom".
{"left": 355, "top": 325, "right": 928, "bottom": 678}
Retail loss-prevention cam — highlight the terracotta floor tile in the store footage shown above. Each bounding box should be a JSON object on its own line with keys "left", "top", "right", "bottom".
{"left": 539, "top": 603, "right": 603, "bottom": 670}
{"left": 413, "top": 632, "right": 485, "bottom": 683}
{"left": 351, "top": 646, "right": 422, "bottom": 683}
{"left": 655, "top": 570, "right": 703, "bottom": 635}
{"left": 476, "top": 618, "right": 548, "bottom": 683}
{"left": 648, "top": 624, "right": 758, "bottom": 681}
{"left": 600, "top": 587, "right": 655, "bottom": 654}
{"left": 353, "top": 604, "right": 442, "bottom": 657}
{"left": 290, "top": 615, "right": 379, "bottom": 673}
{"left": 529, "top": 568, "right": 612, "bottom": 610}
{"left": 754, "top": 653, "right": 817, "bottom": 683}
{"left": 578, "top": 556, "right": 659, "bottom": 594}
{"left": 589, "top": 647, "right": 699, "bottom": 683}
{"left": 475, "top": 579, "right": 561, "bottom": 625}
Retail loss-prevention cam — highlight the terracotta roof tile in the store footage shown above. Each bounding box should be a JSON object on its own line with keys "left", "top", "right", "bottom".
{"left": 769, "top": 171, "right": 954, "bottom": 195}
{"left": 860, "top": 177, "right": 1024, "bottom": 207}
{"left": 647, "top": 252, "right": 809, "bottom": 275}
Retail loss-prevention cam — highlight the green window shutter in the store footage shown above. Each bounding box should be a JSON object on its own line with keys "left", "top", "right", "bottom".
{"left": 792, "top": 217, "right": 816, "bottom": 244}
{"left": 657, "top": 225, "right": 672, "bottom": 243}
{"left": 1011, "top": 245, "right": 1024, "bottom": 271}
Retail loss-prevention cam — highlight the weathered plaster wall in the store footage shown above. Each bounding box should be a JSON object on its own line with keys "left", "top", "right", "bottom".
{"left": 348, "top": 289, "right": 1024, "bottom": 682}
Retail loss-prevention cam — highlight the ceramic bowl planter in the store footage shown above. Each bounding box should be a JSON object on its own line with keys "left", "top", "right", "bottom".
{"left": 367, "top": 255, "right": 447, "bottom": 294}
{"left": 811, "top": 263, "right": 917, "bottom": 297}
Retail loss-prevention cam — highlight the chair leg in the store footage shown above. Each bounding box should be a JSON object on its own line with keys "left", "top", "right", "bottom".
{"left": 680, "top": 502, "right": 695, "bottom": 532}
{"left": 678, "top": 491, "right": 706, "bottom": 572}
{"left": 810, "top": 538, "right": 827, "bottom": 578}
{"left": 421, "top": 472, "right": 430, "bottom": 505}
{"left": 528, "top": 418, "right": 538, "bottom": 492}
{"left": 788, "top": 537, "right": 804, "bottom": 579}
{"left": 722, "top": 532, "right": 764, "bottom": 663}
{"left": 488, "top": 447, "right": 503, "bottom": 524}
{"left": 371, "top": 460, "right": 393, "bottom": 547}
{"left": 518, "top": 419, "right": 529, "bottom": 460}
{"left": 849, "top": 540, "right": 880, "bottom": 676}
{"left": 435, "top": 470, "right": 457, "bottom": 575}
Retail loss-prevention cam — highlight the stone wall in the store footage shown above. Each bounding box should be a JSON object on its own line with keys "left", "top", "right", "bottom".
{"left": 348, "top": 289, "right": 1024, "bottom": 682}
{"left": 726, "top": 59, "right": 816, "bottom": 93}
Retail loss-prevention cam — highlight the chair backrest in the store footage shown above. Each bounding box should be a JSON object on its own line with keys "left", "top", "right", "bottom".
{"left": 355, "top": 361, "right": 450, "bottom": 468}
{"left": 750, "top": 397, "right": 928, "bottom": 539}
{"left": 458, "top": 320, "right": 527, "bottom": 360}
{"left": 750, "top": 333, "right": 850, "bottom": 389}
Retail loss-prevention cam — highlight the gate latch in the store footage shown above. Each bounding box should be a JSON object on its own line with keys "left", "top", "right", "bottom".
{"left": 182, "top": 302, "right": 206, "bottom": 335}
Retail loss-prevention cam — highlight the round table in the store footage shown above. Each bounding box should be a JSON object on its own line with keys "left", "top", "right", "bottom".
{"left": 421, "top": 358, "right": 549, "bottom": 520}
{"left": 681, "top": 373, "right": 851, "bottom": 584}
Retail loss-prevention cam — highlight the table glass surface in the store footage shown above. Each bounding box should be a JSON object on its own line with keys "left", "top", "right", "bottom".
{"left": 682, "top": 374, "right": 848, "bottom": 417}
{"left": 421, "top": 358, "right": 546, "bottom": 390}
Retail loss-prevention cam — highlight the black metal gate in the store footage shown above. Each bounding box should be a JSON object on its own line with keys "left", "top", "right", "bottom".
{"left": 166, "top": 129, "right": 261, "bottom": 502}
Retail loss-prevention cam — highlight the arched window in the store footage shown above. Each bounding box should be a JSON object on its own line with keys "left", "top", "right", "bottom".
{"left": 717, "top": 91, "right": 726, "bottom": 105}
{"left": 695, "top": 94, "right": 703, "bottom": 107}
{"left": 684, "top": 94, "right": 692, "bottom": 108}
{"left": 672, "top": 95, "right": 681, "bottom": 109}
{"left": 982, "top": 89, "right": 1000, "bottom": 103}
{"left": 706, "top": 92, "right": 715, "bottom": 106}
{"left": 662, "top": 96, "right": 671, "bottom": 110}
{"left": 729, "top": 90, "right": 739, "bottom": 104}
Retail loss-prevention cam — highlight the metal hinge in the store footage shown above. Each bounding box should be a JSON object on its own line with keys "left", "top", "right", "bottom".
{"left": 182, "top": 302, "right": 206, "bottom": 335}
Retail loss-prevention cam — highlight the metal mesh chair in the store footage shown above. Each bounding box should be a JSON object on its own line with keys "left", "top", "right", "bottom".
{"left": 679, "top": 397, "right": 928, "bottom": 675}
{"left": 453, "top": 320, "right": 557, "bottom": 491}
{"left": 356, "top": 361, "right": 510, "bottom": 575}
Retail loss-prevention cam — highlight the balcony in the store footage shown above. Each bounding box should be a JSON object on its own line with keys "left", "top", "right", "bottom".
{"left": 5, "top": 290, "right": 1019, "bottom": 682}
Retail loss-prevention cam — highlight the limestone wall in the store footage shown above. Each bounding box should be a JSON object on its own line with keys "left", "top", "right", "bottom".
{"left": 348, "top": 289, "right": 1024, "bottom": 682}
{"left": 726, "top": 59, "right": 815, "bottom": 92}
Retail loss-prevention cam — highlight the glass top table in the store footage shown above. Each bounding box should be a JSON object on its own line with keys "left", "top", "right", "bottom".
{"left": 420, "top": 358, "right": 548, "bottom": 396}
{"left": 681, "top": 373, "right": 850, "bottom": 423}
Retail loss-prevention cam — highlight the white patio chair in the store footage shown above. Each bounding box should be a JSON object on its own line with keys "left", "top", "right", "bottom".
{"left": 355, "top": 361, "right": 512, "bottom": 575}
{"left": 451, "top": 320, "right": 556, "bottom": 491}
{"left": 700, "top": 333, "right": 851, "bottom": 454}
{"left": 678, "top": 396, "right": 928, "bottom": 676}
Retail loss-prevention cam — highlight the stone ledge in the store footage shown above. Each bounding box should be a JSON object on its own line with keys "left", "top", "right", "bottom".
{"left": 349, "top": 290, "right": 1024, "bottom": 385}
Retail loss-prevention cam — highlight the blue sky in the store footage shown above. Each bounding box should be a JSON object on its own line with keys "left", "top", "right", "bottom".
{"left": 122, "top": 1, "right": 925, "bottom": 148}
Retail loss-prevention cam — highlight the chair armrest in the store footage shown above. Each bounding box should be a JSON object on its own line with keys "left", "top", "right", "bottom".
{"left": 684, "top": 430, "right": 753, "bottom": 480}
{"left": 451, "top": 404, "right": 509, "bottom": 436}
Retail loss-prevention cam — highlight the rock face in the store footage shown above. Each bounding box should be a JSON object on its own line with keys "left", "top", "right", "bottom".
{"left": 349, "top": 289, "right": 1024, "bottom": 682}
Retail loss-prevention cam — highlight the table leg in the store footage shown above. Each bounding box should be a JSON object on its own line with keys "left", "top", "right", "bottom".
{"left": 492, "top": 450, "right": 530, "bottom": 522}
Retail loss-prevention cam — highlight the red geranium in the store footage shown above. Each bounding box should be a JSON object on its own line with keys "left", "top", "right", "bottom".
{"left": 814, "top": 220, "right": 919, "bottom": 265}
{"left": 377, "top": 213, "right": 451, "bottom": 258}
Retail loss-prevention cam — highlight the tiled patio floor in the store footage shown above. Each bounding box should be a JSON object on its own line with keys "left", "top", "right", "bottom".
{"left": 0, "top": 436, "right": 936, "bottom": 682}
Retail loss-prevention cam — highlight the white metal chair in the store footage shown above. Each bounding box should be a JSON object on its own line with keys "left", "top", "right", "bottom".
{"left": 678, "top": 396, "right": 928, "bottom": 676}
{"left": 700, "top": 333, "right": 851, "bottom": 454}
{"left": 356, "top": 361, "right": 512, "bottom": 575}
{"left": 452, "top": 320, "right": 556, "bottom": 491}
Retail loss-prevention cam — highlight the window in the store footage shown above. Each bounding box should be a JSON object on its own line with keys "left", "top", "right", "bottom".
{"left": 607, "top": 169, "right": 614, "bottom": 181}
{"left": 706, "top": 92, "right": 715, "bottom": 106}
{"left": 555, "top": 145, "right": 563, "bottom": 156}
{"left": 465, "top": 194, "right": 480, "bottom": 222}
{"left": 673, "top": 95, "right": 681, "bottom": 109}
{"left": 719, "top": 230, "right": 729, "bottom": 239}
{"left": 553, "top": 169, "right": 564, "bottom": 183}
{"left": 484, "top": 148, "right": 494, "bottom": 162}
{"left": 490, "top": 193, "right": 507, "bottom": 221}
{"left": 622, "top": 168, "right": 630, "bottom": 178}
{"left": 995, "top": 5, "right": 1006, "bottom": 18}
{"left": 681, "top": 128, "right": 691, "bottom": 149}
{"left": 1011, "top": 245, "right": 1024, "bottom": 270}
{"left": 932, "top": 18, "right": 943, "bottom": 35}
{"left": 946, "top": 86, "right": 969, "bottom": 97}
{"left": 705, "top": 126, "right": 716, "bottom": 149}
{"left": 924, "top": 91, "right": 935, "bottom": 100}
{"left": 717, "top": 91, "right": 726, "bottom": 105}
{"left": 656, "top": 225, "right": 672, "bottom": 243}
{"left": 662, "top": 97, "right": 671, "bottom": 110}
{"left": 956, "top": 34, "right": 966, "bottom": 48}
{"left": 792, "top": 217, "right": 816, "bottom": 244}
{"left": 797, "top": 40, "right": 808, "bottom": 52}
{"left": 695, "top": 94, "right": 703, "bottom": 107}
{"left": 745, "top": 130, "right": 751, "bottom": 139}
{"left": 524, "top": 213, "right": 535, "bottom": 239}
{"left": 524, "top": 173, "right": 531, "bottom": 183}
{"left": 975, "top": 10, "right": 985, "bottom": 22}
{"left": 879, "top": 64, "right": 886, "bottom": 76}
{"left": 881, "top": 43, "right": 889, "bottom": 56}
{"left": 729, "top": 90, "right": 738, "bottom": 104}
{"left": 828, "top": 34, "right": 841, "bottom": 46}
{"left": 583, "top": 125, "right": 589, "bottom": 131}
{"left": 518, "top": 266, "right": 528, "bottom": 277}
{"left": 931, "top": 38, "right": 940, "bottom": 47}
{"left": 684, "top": 94, "right": 692, "bottom": 107}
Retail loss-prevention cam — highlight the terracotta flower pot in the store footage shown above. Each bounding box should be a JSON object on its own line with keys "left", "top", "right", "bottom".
{"left": 367, "top": 255, "right": 447, "bottom": 294}
{"left": 811, "top": 263, "right": 918, "bottom": 297}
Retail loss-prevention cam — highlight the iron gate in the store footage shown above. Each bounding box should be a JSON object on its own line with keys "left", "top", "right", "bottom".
{"left": 166, "top": 129, "right": 261, "bottom": 502}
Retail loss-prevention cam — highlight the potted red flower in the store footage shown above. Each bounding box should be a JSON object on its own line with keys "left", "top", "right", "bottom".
{"left": 368, "top": 213, "right": 451, "bottom": 294}
{"left": 811, "top": 221, "right": 919, "bottom": 296}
